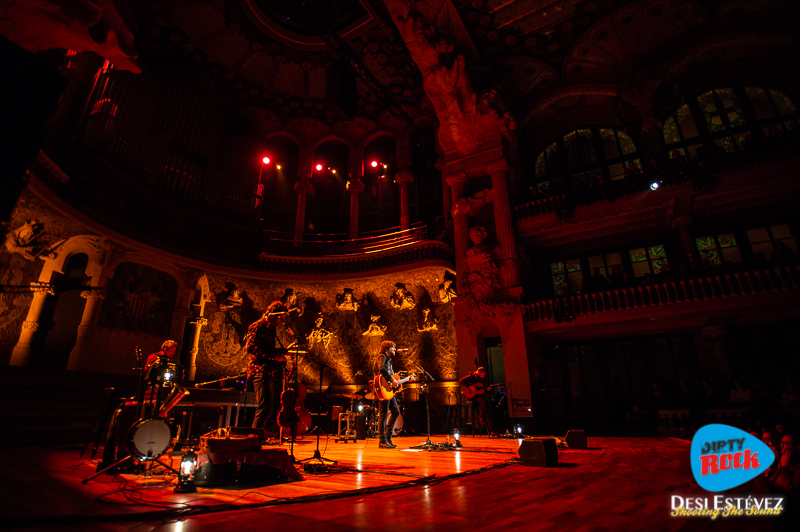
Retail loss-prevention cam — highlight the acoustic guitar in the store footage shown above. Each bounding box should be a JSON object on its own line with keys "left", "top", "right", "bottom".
{"left": 461, "top": 382, "right": 498, "bottom": 400}
{"left": 373, "top": 373, "right": 417, "bottom": 401}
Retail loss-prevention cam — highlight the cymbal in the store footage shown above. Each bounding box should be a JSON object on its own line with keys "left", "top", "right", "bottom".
{"left": 364, "top": 392, "right": 375, "bottom": 401}
{"left": 343, "top": 393, "right": 363, "bottom": 400}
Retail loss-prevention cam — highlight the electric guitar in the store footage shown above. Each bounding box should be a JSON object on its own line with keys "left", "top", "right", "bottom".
{"left": 373, "top": 373, "right": 417, "bottom": 401}
{"left": 461, "top": 382, "right": 498, "bottom": 400}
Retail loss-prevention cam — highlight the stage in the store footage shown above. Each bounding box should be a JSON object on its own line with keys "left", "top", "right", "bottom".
{"left": 1, "top": 435, "right": 775, "bottom": 531}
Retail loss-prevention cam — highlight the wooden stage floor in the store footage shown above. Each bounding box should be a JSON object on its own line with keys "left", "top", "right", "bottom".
{"left": 1, "top": 435, "right": 777, "bottom": 531}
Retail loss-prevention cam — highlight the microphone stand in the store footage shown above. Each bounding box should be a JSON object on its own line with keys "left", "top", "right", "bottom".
{"left": 298, "top": 352, "right": 337, "bottom": 470}
{"left": 408, "top": 358, "right": 436, "bottom": 451}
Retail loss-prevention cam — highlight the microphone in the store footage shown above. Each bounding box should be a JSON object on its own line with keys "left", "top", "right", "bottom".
{"left": 396, "top": 348, "right": 410, "bottom": 352}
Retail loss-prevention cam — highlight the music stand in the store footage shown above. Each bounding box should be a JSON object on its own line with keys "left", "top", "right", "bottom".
{"left": 408, "top": 359, "right": 437, "bottom": 451}
{"left": 297, "top": 353, "right": 337, "bottom": 470}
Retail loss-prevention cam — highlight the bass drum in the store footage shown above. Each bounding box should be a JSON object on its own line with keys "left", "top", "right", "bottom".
{"left": 126, "top": 417, "right": 172, "bottom": 460}
{"left": 386, "top": 413, "right": 404, "bottom": 436}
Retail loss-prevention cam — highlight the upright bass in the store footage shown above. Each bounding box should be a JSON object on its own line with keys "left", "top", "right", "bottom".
{"left": 277, "top": 343, "right": 312, "bottom": 436}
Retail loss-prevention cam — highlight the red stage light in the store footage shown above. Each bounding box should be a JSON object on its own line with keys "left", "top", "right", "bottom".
{"left": 262, "top": 157, "right": 270, "bottom": 165}
{"left": 371, "top": 160, "right": 379, "bottom": 168}
{"left": 316, "top": 163, "right": 323, "bottom": 171}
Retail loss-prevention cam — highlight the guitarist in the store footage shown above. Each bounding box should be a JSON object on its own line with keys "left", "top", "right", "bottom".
{"left": 376, "top": 341, "right": 402, "bottom": 449}
{"left": 460, "top": 367, "right": 497, "bottom": 435}
{"left": 246, "top": 301, "right": 289, "bottom": 434}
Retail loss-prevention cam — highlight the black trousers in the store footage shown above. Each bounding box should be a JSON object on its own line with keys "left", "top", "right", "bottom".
{"left": 472, "top": 394, "right": 496, "bottom": 433}
{"left": 252, "top": 371, "right": 283, "bottom": 430}
{"left": 378, "top": 396, "right": 400, "bottom": 440}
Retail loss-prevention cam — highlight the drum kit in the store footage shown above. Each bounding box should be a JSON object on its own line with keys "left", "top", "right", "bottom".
{"left": 341, "top": 387, "right": 405, "bottom": 438}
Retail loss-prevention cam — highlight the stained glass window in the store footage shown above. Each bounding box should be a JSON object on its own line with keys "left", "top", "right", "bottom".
{"left": 564, "top": 129, "right": 597, "bottom": 167}
{"left": 551, "top": 259, "right": 584, "bottom": 296}
{"left": 770, "top": 89, "right": 796, "bottom": 115}
{"left": 698, "top": 88, "right": 746, "bottom": 132}
{"left": 696, "top": 233, "right": 742, "bottom": 266}
{"left": 747, "top": 225, "right": 797, "bottom": 258}
{"left": 629, "top": 245, "right": 668, "bottom": 277}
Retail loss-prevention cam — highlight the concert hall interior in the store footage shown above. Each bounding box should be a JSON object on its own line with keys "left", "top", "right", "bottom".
{"left": 2, "top": 0, "right": 800, "bottom": 530}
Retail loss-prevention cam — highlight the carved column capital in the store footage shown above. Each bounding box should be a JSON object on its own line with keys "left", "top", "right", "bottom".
{"left": 435, "top": 157, "right": 446, "bottom": 172}
{"left": 81, "top": 290, "right": 106, "bottom": 301}
{"left": 487, "top": 160, "right": 510, "bottom": 176}
{"left": 445, "top": 172, "right": 470, "bottom": 188}
{"left": 395, "top": 171, "right": 414, "bottom": 184}
{"left": 347, "top": 178, "right": 365, "bottom": 194}
{"left": 191, "top": 316, "right": 208, "bottom": 327}
{"left": 22, "top": 321, "right": 39, "bottom": 331}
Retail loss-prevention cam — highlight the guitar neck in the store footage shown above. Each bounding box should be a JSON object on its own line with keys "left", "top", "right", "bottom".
{"left": 396, "top": 375, "right": 414, "bottom": 385}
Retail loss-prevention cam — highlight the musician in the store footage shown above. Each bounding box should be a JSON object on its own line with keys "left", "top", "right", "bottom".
{"left": 376, "top": 340, "right": 402, "bottom": 448}
{"left": 460, "top": 367, "right": 497, "bottom": 435}
{"left": 145, "top": 340, "right": 182, "bottom": 384}
{"left": 246, "top": 301, "right": 289, "bottom": 432}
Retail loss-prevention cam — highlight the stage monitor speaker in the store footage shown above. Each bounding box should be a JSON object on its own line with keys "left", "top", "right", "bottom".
{"left": 518, "top": 438, "right": 558, "bottom": 467}
{"left": 565, "top": 429, "right": 587, "bottom": 449}
{"left": 356, "top": 415, "right": 367, "bottom": 440}
{"left": 195, "top": 462, "right": 284, "bottom": 487}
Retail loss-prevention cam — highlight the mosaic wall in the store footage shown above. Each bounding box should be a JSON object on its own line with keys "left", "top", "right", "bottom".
{"left": 197, "top": 268, "right": 458, "bottom": 386}
{"left": 98, "top": 261, "right": 178, "bottom": 336}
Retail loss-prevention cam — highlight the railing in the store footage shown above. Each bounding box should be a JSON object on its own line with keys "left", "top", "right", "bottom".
{"left": 524, "top": 263, "right": 800, "bottom": 323}
{"left": 258, "top": 239, "right": 454, "bottom": 275}
{"left": 513, "top": 138, "right": 800, "bottom": 222}
{"left": 261, "top": 222, "right": 428, "bottom": 257}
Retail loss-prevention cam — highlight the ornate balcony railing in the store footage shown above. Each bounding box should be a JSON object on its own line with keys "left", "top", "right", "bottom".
{"left": 258, "top": 239, "right": 454, "bottom": 275}
{"left": 523, "top": 263, "right": 800, "bottom": 323}
{"left": 260, "top": 222, "right": 428, "bottom": 257}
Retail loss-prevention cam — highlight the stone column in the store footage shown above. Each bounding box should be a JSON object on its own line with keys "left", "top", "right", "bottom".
{"left": 293, "top": 177, "right": 314, "bottom": 246}
{"left": 446, "top": 172, "right": 470, "bottom": 292}
{"left": 671, "top": 216, "right": 700, "bottom": 269}
{"left": 701, "top": 326, "right": 732, "bottom": 380}
{"left": 9, "top": 290, "right": 51, "bottom": 366}
{"left": 396, "top": 171, "right": 414, "bottom": 231}
{"left": 66, "top": 289, "right": 106, "bottom": 371}
{"left": 488, "top": 161, "right": 520, "bottom": 288}
{"left": 436, "top": 158, "right": 452, "bottom": 239}
{"left": 347, "top": 177, "right": 365, "bottom": 240}
{"left": 186, "top": 315, "right": 207, "bottom": 381}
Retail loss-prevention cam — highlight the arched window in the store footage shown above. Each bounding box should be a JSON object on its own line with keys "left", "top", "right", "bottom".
{"left": 663, "top": 86, "right": 799, "bottom": 160}
{"left": 532, "top": 127, "right": 641, "bottom": 195}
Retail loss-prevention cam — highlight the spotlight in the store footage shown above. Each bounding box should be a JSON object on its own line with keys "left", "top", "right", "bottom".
{"left": 370, "top": 160, "right": 378, "bottom": 168}
{"left": 277, "top": 165, "right": 281, "bottom": 170}
{"left": 383, "top": 164, "right": 388, "bottom": 169}
{"left": 453, "top": 428, "right": 462, "bottom": 447}
{"left": 516, "top": 424, "right": 523, "bottom": 435}
{"left": 163, "top": 371, "right": 172, "bottom": 381}
{"left": 262, "top": 156, "right": 270, "bottom": 165}
{"left": 357, "top": 404, "right": 363, "bottom": 412}
{"left": 650, "top": 181, "right": 659, "bottom": 191}
{"left": 315, "top": 163, "right": 323, "bottom": 171}
{"left": 332, "top": 169, "right": 336, "bottom": 174}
